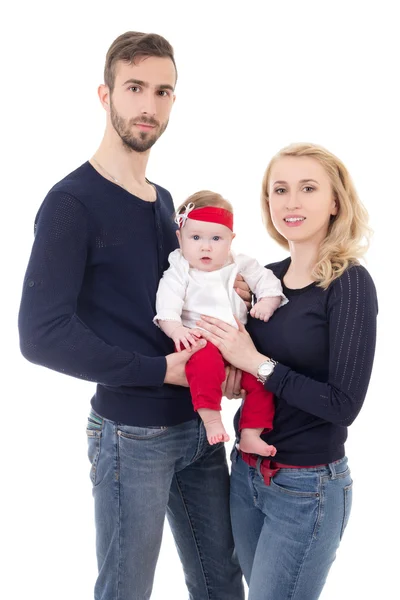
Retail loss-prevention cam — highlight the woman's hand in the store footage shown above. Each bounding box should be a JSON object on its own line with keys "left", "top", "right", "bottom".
{"left": 197, "top": 315, "right": 264, "bottom": 375}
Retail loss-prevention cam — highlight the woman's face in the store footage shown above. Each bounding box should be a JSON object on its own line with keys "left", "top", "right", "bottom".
{"left": 268, "top": 156, "right": 338, "bottom": 246}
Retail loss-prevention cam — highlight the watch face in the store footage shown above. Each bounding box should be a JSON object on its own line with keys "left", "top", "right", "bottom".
{"left": 259, "top": 361, "right": 274, "bottom": 377}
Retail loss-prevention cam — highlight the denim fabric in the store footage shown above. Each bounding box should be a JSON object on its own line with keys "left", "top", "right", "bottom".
{"left": 86, "top": 410, "right": 244, "bottom": 600}
{"left": 230, "top": 448, "right": 353, "bottom": 600}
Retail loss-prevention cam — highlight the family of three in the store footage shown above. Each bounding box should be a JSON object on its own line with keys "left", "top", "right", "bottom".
{"left": 18, "top": 30, "right": 377, "bottom": 600}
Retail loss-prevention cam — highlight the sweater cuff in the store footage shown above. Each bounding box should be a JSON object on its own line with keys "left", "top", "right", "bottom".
{"left": 136, "top": 355, "right": 167, "bottom": 387}
{"left": 264, "top": 362, "right": 291, "bottom": 395}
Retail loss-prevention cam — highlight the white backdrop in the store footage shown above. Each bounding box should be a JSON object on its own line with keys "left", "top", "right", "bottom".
{"left": 2, "top": 1, "right": 399, "bottom": 598}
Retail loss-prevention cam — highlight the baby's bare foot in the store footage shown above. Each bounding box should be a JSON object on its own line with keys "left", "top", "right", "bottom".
{"left": 239, "top": 428, "right": 277, "bottom": 457}
{"left": 198, "top": 408, "right": 230, "bottom": 445}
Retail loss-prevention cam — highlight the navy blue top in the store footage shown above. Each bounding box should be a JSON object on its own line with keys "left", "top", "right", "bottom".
{"left": 18, "top": 162, "right": 196, "bottom": 426}
{"left": 235, "top": 257, "right": 378, "bottom": 465}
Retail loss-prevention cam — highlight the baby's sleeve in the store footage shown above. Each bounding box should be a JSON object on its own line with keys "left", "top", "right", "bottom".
{"left": 154, "top": 250, "right": 188, "bottom": 326}
{"left": 237, "top": 254, "right": 288, "bottom": 306}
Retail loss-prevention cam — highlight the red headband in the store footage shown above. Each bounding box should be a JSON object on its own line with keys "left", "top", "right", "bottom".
{"left": 175, "top": 204, "right": 234, "bottom": 231}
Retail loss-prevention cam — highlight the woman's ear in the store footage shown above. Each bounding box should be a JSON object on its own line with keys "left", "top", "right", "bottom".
{"left": 331, "top": 194, "right": 339, "bottom": 216}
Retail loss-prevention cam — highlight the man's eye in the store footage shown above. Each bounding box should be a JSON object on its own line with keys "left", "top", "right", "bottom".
{"left": 158, "top": 90, "right": 169, "bottom": 97}
{"left": 129, "top": 86, "right": 140, "bottom": 93}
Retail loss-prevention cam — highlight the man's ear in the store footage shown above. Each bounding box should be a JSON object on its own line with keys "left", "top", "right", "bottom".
{"left": 98, "top": 84, "right": 111, "bottom": 113}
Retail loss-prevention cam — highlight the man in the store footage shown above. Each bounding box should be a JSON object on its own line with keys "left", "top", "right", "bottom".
{"left": 18, "top": 31, "right": 245, "bottom": 600}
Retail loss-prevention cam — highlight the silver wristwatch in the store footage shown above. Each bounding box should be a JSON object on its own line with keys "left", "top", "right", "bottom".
{"left": 256, "top": 358, "right": 277, "bottom": 384}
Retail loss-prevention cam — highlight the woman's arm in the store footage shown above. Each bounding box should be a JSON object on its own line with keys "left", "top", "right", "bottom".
{"left": 266, "top": 266, "right": 377, "bottom": 425}
{"left": 198, "top": 266, "right": 378, "bottom": 426}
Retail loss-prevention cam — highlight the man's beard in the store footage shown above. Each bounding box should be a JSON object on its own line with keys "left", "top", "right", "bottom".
{"left": 110, "top": 100, "right": 168, "bottom": 153}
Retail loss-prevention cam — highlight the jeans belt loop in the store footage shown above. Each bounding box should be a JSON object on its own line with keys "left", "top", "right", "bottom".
{"left": 328, "top": 461, "right": 337, "bottom": 480}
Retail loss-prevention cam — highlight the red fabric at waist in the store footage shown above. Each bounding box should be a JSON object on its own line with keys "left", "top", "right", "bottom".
{"left": 239, "top": 450, "right": 327, "bottom": 486}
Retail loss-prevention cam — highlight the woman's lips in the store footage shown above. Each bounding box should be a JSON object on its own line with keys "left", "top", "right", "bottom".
{"left": 284, "top": 216, "right": 306, "bottom": 227}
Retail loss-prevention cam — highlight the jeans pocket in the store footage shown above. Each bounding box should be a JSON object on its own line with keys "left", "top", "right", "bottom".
{"left": 270, "top": 470, "right": 320, "bottom": 498}
{"left": 117, "top": 423, "right": 169, "bottom": 440}
{"left": 86, "top": 410, "right": 103, "bottom": 485}
{"left": 340, "top": 481, "right": 353, "bottom": 539}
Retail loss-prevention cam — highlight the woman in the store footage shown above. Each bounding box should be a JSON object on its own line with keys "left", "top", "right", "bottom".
{"left": 198, "top": 143, "right": 378, "bottom": 599}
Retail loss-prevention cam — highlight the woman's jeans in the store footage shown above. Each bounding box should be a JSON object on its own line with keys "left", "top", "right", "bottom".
{"left": 230, "top": 448, "right": 353, "bottom": 600}
{"left": 86, "top": 409, "right": 244, "bottom": 600}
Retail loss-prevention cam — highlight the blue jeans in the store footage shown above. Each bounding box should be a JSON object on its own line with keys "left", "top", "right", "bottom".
{"left": 86, "top": 409, "right": 244, "bottom": 600}
{"left": 230, "top": 448, "right": 353, "bottom": 600}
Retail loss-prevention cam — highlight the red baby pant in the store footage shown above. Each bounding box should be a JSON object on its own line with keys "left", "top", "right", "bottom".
{"left": 185, "top": 341, "right": 274, "bottom": 431}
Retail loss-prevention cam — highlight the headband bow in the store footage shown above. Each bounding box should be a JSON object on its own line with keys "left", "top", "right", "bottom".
{"left": 174, "top": 202, "right": 195, "bottom": 228}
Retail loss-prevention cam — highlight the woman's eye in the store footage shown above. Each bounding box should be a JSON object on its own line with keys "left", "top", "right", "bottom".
{"left": 303, "top": 186, "right": 315, "bottom": 192}
{"left": 275, "top": 188, "right": 285, "bottom": 194}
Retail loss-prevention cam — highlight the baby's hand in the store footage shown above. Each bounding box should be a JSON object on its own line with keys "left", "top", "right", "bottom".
{"left": 250, "top": 296, "right": 281, "bottom": 322}
{"left": 171, "top": 326, "right": 203, "bottom": 352}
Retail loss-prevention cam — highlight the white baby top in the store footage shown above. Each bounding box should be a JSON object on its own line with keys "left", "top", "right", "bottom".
{"left": 154, "top": 249, "right": 287, "bottom": 330}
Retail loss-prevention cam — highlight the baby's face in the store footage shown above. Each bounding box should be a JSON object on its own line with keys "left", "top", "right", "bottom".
{"left": 177, "top": 218, "right": 235, "bottom": 272}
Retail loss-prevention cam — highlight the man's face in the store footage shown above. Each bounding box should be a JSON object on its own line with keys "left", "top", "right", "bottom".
{"left": 108, "top": 56, "right": 176, "bottom": 152}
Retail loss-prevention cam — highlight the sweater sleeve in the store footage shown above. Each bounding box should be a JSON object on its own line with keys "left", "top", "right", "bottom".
{"left": 18, "top": 191, "right": 167, "bottom": 387}
{"left": 265, "top": 266, "right": 378, "bottom": 425}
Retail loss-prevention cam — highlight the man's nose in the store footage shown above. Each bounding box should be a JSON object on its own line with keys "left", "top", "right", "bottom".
{"left": 140, "top": 91, "right": 157, "bottom": 116}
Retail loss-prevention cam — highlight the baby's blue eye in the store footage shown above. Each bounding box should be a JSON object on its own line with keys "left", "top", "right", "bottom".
{"left": 193, "top": 235, "right": 200, "bottom": 240}
{"left": 212, "top": 236, "right": 220, "bottom": 241}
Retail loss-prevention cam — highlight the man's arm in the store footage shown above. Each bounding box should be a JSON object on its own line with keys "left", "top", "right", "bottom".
{"left": 18, "top": 192, "right": 166, "bottom": 388}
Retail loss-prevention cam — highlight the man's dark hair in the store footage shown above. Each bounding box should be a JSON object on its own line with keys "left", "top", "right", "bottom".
{"left": 104, "top": 31, "right": 177, "bottom": 91}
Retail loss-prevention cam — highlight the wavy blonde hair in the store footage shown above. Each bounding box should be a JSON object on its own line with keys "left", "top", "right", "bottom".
{"left": 261, "top": 143, "right": 372, "bottom": 289}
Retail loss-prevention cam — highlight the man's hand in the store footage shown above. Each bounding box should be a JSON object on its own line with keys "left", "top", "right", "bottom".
{"left": 164, "top": 340, "right": 206, "bottom": 386}
{"left": 222, "top": 365, "right": 244, "bottom": 400}
{"left": 234, "top": 274, "right": 252, "bottom": 310}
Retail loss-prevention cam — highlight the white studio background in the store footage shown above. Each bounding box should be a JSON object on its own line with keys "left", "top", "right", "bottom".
{"left": 1, "top": 1, "right": 398, "bottom": 598}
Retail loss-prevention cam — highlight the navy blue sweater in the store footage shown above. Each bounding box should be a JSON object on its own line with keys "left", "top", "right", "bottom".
{"left": 235, "top": 258, "right": 378, "bottom": 465}
{"left": 18, "top": 162, "right": 195, "bottom": 426}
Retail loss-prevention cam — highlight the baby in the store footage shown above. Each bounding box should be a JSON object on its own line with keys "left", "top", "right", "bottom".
{"left": 154, "top": 191, "right": 287, "bottom": 456}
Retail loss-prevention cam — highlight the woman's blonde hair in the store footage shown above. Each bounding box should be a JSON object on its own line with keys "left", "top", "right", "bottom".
{"left": 261, "top": 143, "right": 372, "bottom": 289}
{"left": 175, "top": 190, "right": 233, "bottom": 218}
